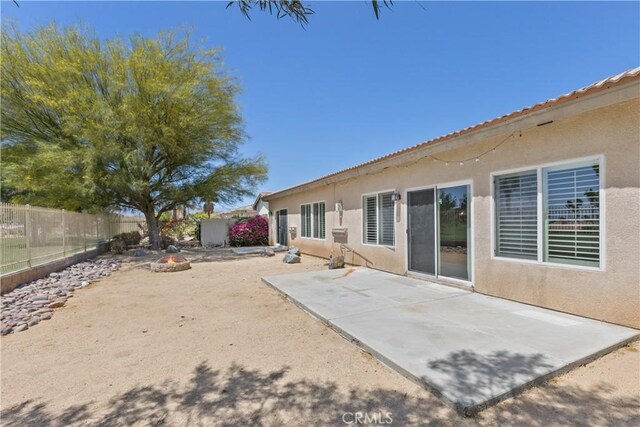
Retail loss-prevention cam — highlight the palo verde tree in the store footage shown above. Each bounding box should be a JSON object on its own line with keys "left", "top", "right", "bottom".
{"left": 1, "top": 25, "right": 267, "bottom": 248}
{"left": 229, "top": 0, "right": 395, "bottom": 25}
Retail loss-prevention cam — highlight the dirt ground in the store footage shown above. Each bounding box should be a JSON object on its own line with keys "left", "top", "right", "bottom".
{"left": 1, "top": 248, "right": 639, "bottom": 426}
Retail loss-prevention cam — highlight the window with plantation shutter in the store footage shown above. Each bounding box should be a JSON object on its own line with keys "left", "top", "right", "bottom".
{"left": 379, "top": 193, "right": 395, "bottom": 246}
{"left": 300, "top": 204, "right": 311, "bottom": 238}
{"left": 493, "top": 158, "right": 602, "bottom": 269}
{"left": 495, "top": 171, "right": 538, "bottom": 259}
{"left": 363, "top": 192, "right": 395, "bottom": 246}
{"left": 300, "top": 202, "right": 325, "bottom": 239}
{"left": 544, "top": 162, "right": 600, "bottom": 267}
{"left": 364, "top": 195, "right": 378, "bottom": 244}
{"left": 317, "top": 202, "right": 326, "bottom": 239}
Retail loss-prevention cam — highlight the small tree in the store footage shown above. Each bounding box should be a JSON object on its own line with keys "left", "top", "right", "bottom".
{"left": 1, "top": 25, "right": 267, "bottom": 248}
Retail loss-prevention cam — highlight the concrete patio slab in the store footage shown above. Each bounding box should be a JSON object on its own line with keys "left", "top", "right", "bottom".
{"left": 262, "top": 268, "right": 639, "bottom": 415}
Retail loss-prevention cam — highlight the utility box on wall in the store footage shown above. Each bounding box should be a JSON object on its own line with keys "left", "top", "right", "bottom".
{"left": 331, "top": 228, "right": 348, "bottom": 244}
{"left": 288, "top": 226, "right": 297, "bottom": 240}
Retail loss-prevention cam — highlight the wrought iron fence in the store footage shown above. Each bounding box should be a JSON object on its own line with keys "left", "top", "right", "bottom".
{"left": 0, "top": 203, "right": 144, "bottom": 275}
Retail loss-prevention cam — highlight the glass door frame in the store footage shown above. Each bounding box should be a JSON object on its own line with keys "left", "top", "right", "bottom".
{"left": 405, "top": 179, "right": 473, "bottom": 286}
{"left": 407, "top": 185, "right": 438, "bottom": 276}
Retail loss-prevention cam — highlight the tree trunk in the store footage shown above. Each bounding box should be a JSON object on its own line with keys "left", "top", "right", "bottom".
{"left": 144, "top": 210, "right": 161, "bottom": 250}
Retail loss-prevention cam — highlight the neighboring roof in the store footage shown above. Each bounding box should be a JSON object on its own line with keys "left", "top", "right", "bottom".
{"left": 264, "top": 67, "right": 640, "bottom": 201}
{"left": 220, "top": 204, "right": 256, "bottom": 214}
{"left": 252, "top": 192, "right": 272, "bottom": 210}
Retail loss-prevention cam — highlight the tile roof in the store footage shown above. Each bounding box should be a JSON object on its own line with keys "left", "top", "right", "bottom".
{"left": 265, "top": 67, "right": 640, "bottom": 200}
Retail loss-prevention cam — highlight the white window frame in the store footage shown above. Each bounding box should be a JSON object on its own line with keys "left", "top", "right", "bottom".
{"left": 490, "top": 154, "right": 605, "bottom": 272}
{"left": 404, "top": 178, "right": 474, "bottom": 286}
{"left": 362, "top": 190, "right": 396, "bottom": 247}
{"left": 300, "top": 201, "right": 326, "bottom": 240}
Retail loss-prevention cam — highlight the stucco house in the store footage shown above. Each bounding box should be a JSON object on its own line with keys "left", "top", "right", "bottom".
{"left": 263, "top": 67, "right": 640, "bottom": 329}
{"left": 253, "top": 192, "right": 272, "bottom": 217}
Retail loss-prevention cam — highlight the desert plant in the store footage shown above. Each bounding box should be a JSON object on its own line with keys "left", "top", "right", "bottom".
{"left": 110, "top": 238, "right": 127, "bottom": 254}
{"left": 228, "top": 215, "right": 268, "bottom": 247}
{"left": 110, "top": 231, "right": 142, "bottom": 254}
{"left": 159, "top": 235, "right": 176, "bottom": 249}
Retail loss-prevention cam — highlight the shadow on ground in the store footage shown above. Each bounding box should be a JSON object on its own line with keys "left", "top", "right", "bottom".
{"left": 427, "top": 350, "right": 554, "bottom": 414}
{"left": 3, "top": 352, "right": 638, "bottom": 426}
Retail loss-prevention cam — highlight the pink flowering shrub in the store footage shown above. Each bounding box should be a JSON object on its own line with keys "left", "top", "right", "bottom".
{"left": 228, "top": 215, "right": 269, "bottom": 246}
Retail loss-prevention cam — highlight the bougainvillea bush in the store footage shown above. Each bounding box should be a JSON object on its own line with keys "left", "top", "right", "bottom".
{"left": 228, "top": 216, "right": 269, "bottom": 247}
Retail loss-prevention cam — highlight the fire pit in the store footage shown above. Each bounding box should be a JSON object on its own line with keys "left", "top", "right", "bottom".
{"left": 150, "top": 255, "right": 191, "bottom": 272}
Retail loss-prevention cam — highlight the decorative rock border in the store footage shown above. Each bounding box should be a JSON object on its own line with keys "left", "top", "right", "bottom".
{"left": 0, "top": 258, "right": 120, "bottom": 335}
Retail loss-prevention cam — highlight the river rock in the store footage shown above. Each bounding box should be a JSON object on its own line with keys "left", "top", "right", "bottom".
{"left": 0, "top": 257, "right": 120, "bottom": 334}
{"left": 263, "top": 248, "right": 275, "bottom": 257}
{"left": 287, "top": 247, "right": 301, "bottom": 256}
{"left": 283, "top": 254, "right": 301, "bottom": 264}
{"left": 14, "top": 324, "right": 28, "bottom": 333}
{"left": 328, "top": 255, "right": 345, "bottom": 270}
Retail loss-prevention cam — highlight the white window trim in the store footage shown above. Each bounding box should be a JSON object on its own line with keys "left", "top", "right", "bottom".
{"left": 361, "top": 189, "right": 396, "bottom": 248}
{"left": 299, "top": 200, "right": 326, "bottom": 240}
{"left": 490, "top": 154, "right": 605, "bottom": 272}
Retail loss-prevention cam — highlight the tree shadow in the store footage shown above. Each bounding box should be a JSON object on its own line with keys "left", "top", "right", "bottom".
{"left": 2, "top": 358, "right": 638, "bottom": 426}
{"left": 426, "top": 349, "right": 640, "bottom": 422}
{"left": 427, "top": 350, "right": 555, "bottom": 414}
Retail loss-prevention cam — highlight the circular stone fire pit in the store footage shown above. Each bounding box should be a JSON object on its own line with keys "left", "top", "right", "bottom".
{"left": 150, "top": 255, "right": 191, "bottom": 272}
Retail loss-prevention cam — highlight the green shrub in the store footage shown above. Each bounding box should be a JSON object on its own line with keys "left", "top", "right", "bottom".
{"left": 110, "top": 231, "right": 142, "bottom": 254}
{"left": 110, "top": 238, "right": 127, "bottom": 254}
{"left": 159, "top": 235, "right": 175, "bottom": 249}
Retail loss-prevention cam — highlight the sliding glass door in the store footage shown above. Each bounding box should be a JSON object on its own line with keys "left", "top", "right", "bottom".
{"left": 437, "top": 185, "right": 470, "bottom": 281}
{"left": 407, "top": 184, "right": 471, "bottom": 282}
{"left": 407, "top": 189, "right": 436, "bottom": 275}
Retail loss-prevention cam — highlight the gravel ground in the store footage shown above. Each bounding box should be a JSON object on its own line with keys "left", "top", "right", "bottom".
{"left": 1, "top": 259, "right": 120, "bottom": 335}
{"left": 1, "top": 248, "right": 638, "bottom": 426}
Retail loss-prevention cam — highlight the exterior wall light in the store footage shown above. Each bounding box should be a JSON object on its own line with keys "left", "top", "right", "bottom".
{"left": 391, "top": 191, "right": 401, "bottom": 202}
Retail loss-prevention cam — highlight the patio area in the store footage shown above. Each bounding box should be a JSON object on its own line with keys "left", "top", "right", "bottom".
{"left": 262, "top": 267, "right": 639, "bottom": 415}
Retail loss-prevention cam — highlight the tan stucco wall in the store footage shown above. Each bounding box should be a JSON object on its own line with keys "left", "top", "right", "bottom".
{"left": 268, "top": 97, "right": 640, "bottom": 328}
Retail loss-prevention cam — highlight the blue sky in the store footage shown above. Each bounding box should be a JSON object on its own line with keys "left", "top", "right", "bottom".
{"left": 2, "top": 1, "right": 639, "bottom": 211}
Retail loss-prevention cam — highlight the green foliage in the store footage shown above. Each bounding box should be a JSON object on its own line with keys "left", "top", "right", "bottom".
{"left": 110, "top": 239, "right": 127, "bottom": 255}
{"left": 228, "top": 0, "right": 394, "bottom": 25}
{"left": 161, "top": 216, "right": 197, "bottom": 240}
{"left": 110, "top": 231, "right": 142, "bottom": 254}
{"left": 116, "top": 231, "right": 143, "bottom": 246}
{"left": 1, "top": 24, "right": 268, "bottom": 247}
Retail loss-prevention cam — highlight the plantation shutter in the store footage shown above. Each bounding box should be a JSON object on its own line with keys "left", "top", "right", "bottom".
{"left": 301, "top": 204, "right": 311, "bottom": 238}
{"left": 544, "top": 163, "right": 600, "bottom": 267}
{"left": 379, "top": 193, "right": 395, "bottom": 245}
{"left": 495, "top": 171, "right": 538, "bottom": 259}
{"left": 312, "top": 203, "right": 320, "bottom": 238}
{"left": 318, "top": 202, "right": 326, "bottom": 239}
{"left": 304, "top": 204, "right": 312, "bottom": 238}
{"left": 364, "top": 195, "right": 378, "bottom": 244}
